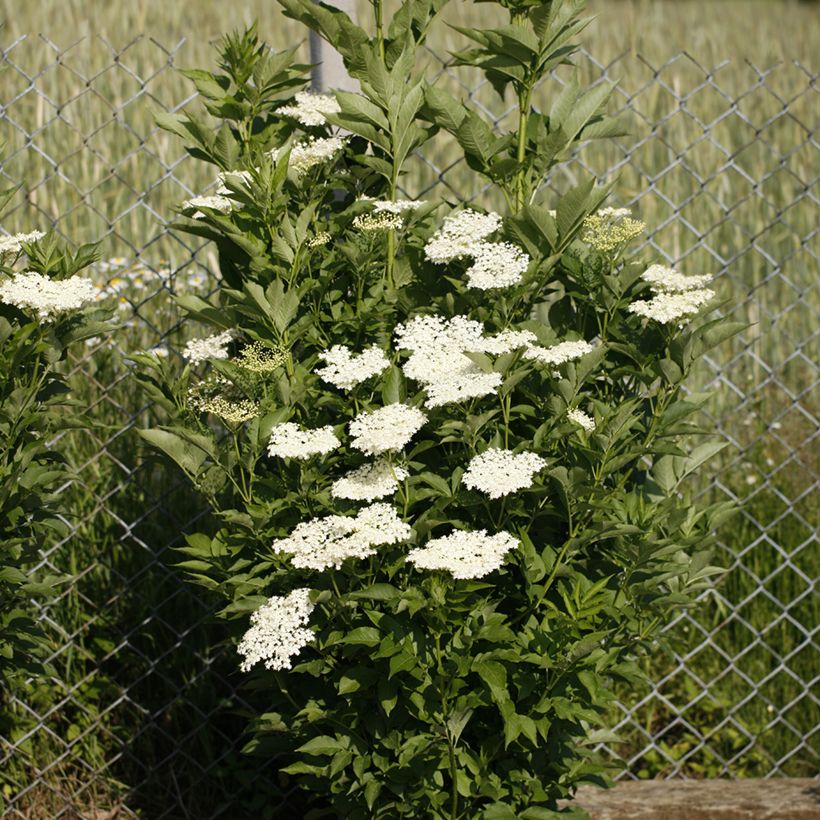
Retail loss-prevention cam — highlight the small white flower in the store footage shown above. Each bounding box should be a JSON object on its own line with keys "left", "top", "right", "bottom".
{"left": 273, "top": 503, "right": 411, "bottom": 570}
{"left": 366, "top": 198, "right": 424, "bottom": 214}
{"left": 182, "top": 329, "right": 233, "bottom": 364}
{"left": 308, "top": 231, "right": 332, "bottom": 247}
{"left": 628, "top": 289, "right": 715, "bottom": 323}
{"left": 237, "top": 588, "right": 315, "bottom": 672}
{"left": 424, "top": 209, "right": 502, "bottom": 263}
{"left": 316, "top": 344, "right": 390, "bottom": 390}
{"left": 268, "top": 422, "right": 341, "bottom": 459}
{"left": 349, "top": 403, "right": 427, "bottom": 455}
{"left": 464, "top": 241, "right": 530, "bottom": 290}
{"left": 407, "top": 529, "right": 519, "bottom": 579}
{"left": 394, "top": 315, "right": 533, "bottom": 408}
{"left": 331, "top": 460, "right": 408, "bottom": 501}
{"left": 524, "top": 340, "right": 593, "bottom": 367}
{"left": 641, "top": 264, "right": 713, "bottom": 293}
{"left": 280, "top": 136, "right": 345, "bottom": 174}
{"left": 0, "top": 230, "right": 45, "bottom": 255}
{"left": 462, "top": 448, "right": 546, "bottom": 499}
{"left": 353, "top": 212, "right": 404, "bottom": 232}
{"left": 567, "top": 408, "right": 595, "bottom": 432}
{"left": 0, "top": 271, "right": 97, "bottom": 318}
{"left": 278, "top": 91, "right": 340, "bottom": 127}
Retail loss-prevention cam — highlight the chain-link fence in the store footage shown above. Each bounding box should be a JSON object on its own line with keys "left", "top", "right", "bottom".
{"left": 0, "top": 32, "right": 817, "bottom": 818}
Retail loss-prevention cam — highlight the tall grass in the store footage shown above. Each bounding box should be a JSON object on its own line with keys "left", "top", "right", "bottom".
{"left": 0, "top": 0, "right": 816, "bottom": 814}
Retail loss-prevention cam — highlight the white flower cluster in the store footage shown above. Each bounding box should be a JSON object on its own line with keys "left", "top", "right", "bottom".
{"left": 278, "top": 91, "right": 340, "bottom": 127}
{"left": 407, "top": 529, "right": 519, "bottom": 579}
{"left": 331, "top": 460, "right": 408, "bottom": 501}
{"left": 640, "top": 263, "right": 713, "bottom": 293}
{"left": 308, "top": 231, "right": 332, "bottom": 247}
{"left": 353, "top": 199, "right": 423, "bottom": 232}
{"left": 237, "top": 588, "right": 315, "bottom": 672}
{"left": 598, "top": 207, "right": 632, "bottom": 218}
{"left": 465, "top": 241, "right": 530, "bottom": 290}
{"left": 349, "top": 403, "right": 427, "bottom": 455}
{"left": 628, "top": 264, "right": 716, "bottom": 323}
{"left": 367, "top": 199, "right": 424, "bottom": 214}
{"left": 582, "top": 207, "right": 645, "bottom": 253}
{"left": 353, "top": 212, "right": 404, "bottom": 232}
{"left": 628, "top": 290, "right": 715, "bottom": 323}
{"left": 423, "top": 209, "right": 502, "bottom": 263}
{"left": 462, "top": 448, "right": 546, "bottom": 499}
{"left": 524, "top": 339, "right": 593, "bottom": 367}
{"left": 273, "top": 503, "right": 411, "bottom": 570}
{"left": 182, "top": 329, "right": 233, "bottom": 364}
{"left": 286, "top": 136, "right": 345, "bottom": 174}
{"left": 268, "top": 422, "right": 341, "bottom": 459}
{"left": 181, "top": 195, "right": 233, "bottom": 218}
{"left": 567, "top": 408, "right": 595, "bottom": 432}
{"left": 0, "top": 271, "right": 98, "bottom": 318}
{"left": 424, "top": 210, "right": 529, "bottom": 289}
{"left": 0, "top": 230, "right": 45, "bottom": 255}
{"left": 395, "top": 315, "right": 534, "bottom": 408}
{"left": 316, "top": 344, "right": 390, "bottom": 390}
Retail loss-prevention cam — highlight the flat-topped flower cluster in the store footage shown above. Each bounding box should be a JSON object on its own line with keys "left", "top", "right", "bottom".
{"left": 0, "top": 270, "right": 98, "bottom": 319}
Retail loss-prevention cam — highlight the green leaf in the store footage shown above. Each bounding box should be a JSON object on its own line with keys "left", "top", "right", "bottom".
{"left": 138, "top": 428, "right": 210, "bottom": 477}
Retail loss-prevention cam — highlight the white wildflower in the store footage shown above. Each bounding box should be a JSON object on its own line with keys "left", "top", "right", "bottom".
{"left": 268, "top": 422, "right": 341, "bottom": 459}
{"left": 192, "top": 396, "right": 258, "bottom": 423}
{"left": 464, "top": 241, "right": 530, "bottom": 290}
{"left": 181, "top": 195, "right": 233, "bottom": 218}
{"left": 567, "top": 408, "right": 595, "bottom": 432}
{"left": 462, "top": 448, "right": 546, "bottom": 499}
{"left": 278, "top": 91, "right": 340, "bottom": 127}
{"left": 0, "top": 230, "right": 45, "bottom": 255}
{"left": 407, "top": 529, "right": 519, "bottom": 579}
{"left": 273, "top": 503, "right": 411, "bottom": 571}
{"left": 641, "top": 264, "right": 713, "bottom": 293}
{"left": 349, "top": 403, "right": 427, "bottom": 455}
{"left": 285, "top": 136, "right": 345, "bottom": 174}
{"left": 394, "top": 315, "right": 533, "bottom": 408}
{"left": 424, "top": 209, "right": 502, "bottom": 263}
{"left": 308, "top": 231, "right": 332, "bottom": 247}
{"left": 480, "top": 328, "right": 538, "bottom": 355}
{"left": 524, "top": 339, "right": 594, "bottom": 367}
{"left": 367, "top": 199, "right": 424, "bottom": 214}
{"left": 628, "top": 289, "right": 715, "bottom": 323}
{"left": 237, "top": 588, "right": 314, "bottom": 672}
{"left": 582, "top": 208, "right": 645, "bottom": 252}
{"left": 598, "top": 207, "right": 632, "bottom": 218}
{"left": 0, "top": 271, "right": 97, "bottom": 318}
{"left": 182, "top": 329, "right": 233, "bottom": 364}
{"left": 331, "top": 460, "right": 408, "bottom": 502}
{"left": 316, "top": 344, "right": 390, "bottom": 390}
{"left": 353, "top": 212, "right": 404, "bottom": 232}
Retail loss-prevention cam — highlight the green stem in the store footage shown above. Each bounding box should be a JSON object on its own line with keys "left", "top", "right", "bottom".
{"left": 435, "top": 634, "right": 458, "bottom": 820}
{"left": 374, "top": 0, "right": 385, "bottom": 62}
{"left": 514, "top": 86, "right": 532, "bottom": 211}
{"left": 385, "top": 165, "right": 399, "bottom": 289}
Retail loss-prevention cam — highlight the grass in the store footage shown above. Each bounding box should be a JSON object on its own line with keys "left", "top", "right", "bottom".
{"left": 0, "top": 0, "right": 816, "bottom": 814}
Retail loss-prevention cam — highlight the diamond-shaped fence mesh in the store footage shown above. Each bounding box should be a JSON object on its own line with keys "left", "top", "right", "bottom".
{"left": 0, "top": 34, "right": 816, "bottom": 817}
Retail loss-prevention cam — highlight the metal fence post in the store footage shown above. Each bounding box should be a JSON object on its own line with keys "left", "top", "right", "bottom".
{"left": 309, "top": 0, "right": 359, "bottom": 92}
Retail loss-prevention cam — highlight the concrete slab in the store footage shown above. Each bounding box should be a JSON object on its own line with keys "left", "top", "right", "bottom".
{"left": 564, "top": 778, "right": 820, "bottom": 819}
